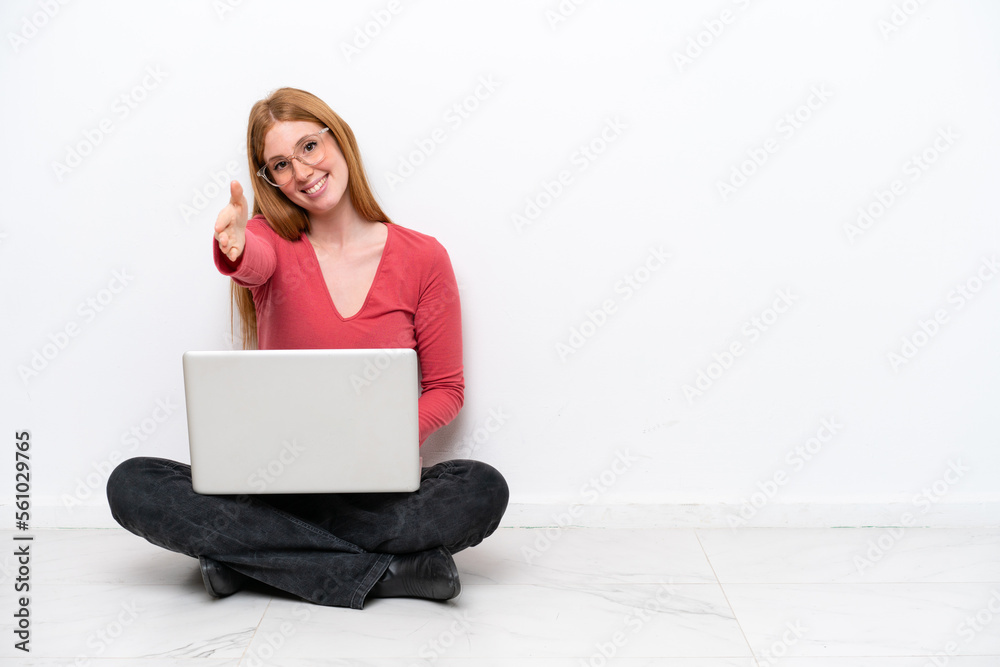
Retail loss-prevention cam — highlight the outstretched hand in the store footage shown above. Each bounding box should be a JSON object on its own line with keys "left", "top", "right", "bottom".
{"left": 214, "top": 181, "right": 248, "bottom": 262}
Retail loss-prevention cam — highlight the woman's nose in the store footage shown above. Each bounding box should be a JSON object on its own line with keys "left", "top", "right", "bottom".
{"left": 291, "top": 158, "right": 313, "bottom": 181}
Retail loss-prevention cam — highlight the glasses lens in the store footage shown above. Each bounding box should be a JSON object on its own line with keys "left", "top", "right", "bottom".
{"left": 260, "top": 166, "right": 279, "bottom": 187}
{"left": 297, "top": 134, "right": 325, "bottom": 166}
{"left": 261, "top": 161, "right": 290, "bottom": 186}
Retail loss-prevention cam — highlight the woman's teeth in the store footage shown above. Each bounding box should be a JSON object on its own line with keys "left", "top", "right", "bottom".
{"left": 304, "top": 175, "right": 327, "bottom": 194}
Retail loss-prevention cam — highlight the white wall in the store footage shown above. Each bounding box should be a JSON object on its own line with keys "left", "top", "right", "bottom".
{"left": 2, "top": 0, "right": 998, "bottom": 528}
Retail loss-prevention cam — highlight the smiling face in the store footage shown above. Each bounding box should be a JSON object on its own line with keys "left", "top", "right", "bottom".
{"left": 262, "top": 120, "right": 352, "bottom": 217}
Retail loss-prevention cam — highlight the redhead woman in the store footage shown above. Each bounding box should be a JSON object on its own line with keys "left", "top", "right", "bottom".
{"left": 106, "top": 87, "right": 508, "bottom": 609}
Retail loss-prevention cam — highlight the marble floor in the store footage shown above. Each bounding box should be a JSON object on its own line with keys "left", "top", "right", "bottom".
{"left": 1, "top": 526, "right": 999, "bottom": 666}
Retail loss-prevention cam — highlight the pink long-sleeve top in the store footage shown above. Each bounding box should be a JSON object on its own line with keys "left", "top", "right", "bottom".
{"left": 213, "top": 215, "right": 464, "bottom": 445}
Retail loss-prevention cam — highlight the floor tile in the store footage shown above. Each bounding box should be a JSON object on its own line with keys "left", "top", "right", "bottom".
{"left": 697, "top": 527, "right": 1000, "bottom": 583}
{"left": 723, "top": 582, "right": 1000, "bottom": 657}
{"left": 247, "top": 583, "right": 751, "bottom": 659}
{"left": 3, "top": 526, "right": 997, "bottom": 665}
{"left": 2, "top": 583, "right": 269, "bottom": 660}
{"left": 0, "top": 528, "right": 197, "bottom": 587}
{"left": 455, "top": 527, "right": 717, "bottom": 585}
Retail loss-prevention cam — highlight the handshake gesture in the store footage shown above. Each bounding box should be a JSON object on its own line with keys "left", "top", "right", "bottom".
{"left": 214, "top": 181, "right": 248, "bottom": 263}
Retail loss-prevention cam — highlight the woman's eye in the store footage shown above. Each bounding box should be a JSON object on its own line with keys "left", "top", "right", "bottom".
{"left": 272, "top": 160, "right": 288, "bottom": 172}
{"left": 302, "top": 140, "right": 318, "bottom": 154}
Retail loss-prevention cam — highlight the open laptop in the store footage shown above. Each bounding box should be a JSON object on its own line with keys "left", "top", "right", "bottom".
{"left": 182, "top": 349, "right": 420, "bottom": 494}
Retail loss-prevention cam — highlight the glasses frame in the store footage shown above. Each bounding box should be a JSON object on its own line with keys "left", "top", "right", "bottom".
{"left": 256, "top": 127, "right": 331, "bottom": 187}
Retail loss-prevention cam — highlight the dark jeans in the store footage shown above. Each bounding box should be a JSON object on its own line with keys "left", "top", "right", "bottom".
{"left": 106, "top": 456, "right": 508, "bottom": 609}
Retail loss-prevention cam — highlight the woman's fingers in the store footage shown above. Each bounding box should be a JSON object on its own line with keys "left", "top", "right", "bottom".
{"left": 214, "top": 181, "right": 248, "bottom": 261}
{"left": 214, "top": 206, "right": 234, "bottom": 236}
{"left": 230, "top": 180, "right": 247, "bottom": 218}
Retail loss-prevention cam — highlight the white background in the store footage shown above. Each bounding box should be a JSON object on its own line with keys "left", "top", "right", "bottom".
{"left": 1, "top": 0, "right": 998, "bottom": 527}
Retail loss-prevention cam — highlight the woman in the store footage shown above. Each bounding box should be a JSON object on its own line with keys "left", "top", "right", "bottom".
{"left": 106, "top": 87, "right": 508, "bottom": 609}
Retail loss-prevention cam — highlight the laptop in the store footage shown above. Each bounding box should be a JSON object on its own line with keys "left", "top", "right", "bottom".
{"left": 182, "top": 349, "right": 421, "bottom": 494}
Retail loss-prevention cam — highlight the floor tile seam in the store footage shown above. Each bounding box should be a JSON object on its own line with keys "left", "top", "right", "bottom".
{"left": 234, "top": 597, "right": 273, "bottom": 667}
{"left": 693, "top": 530, "right": 761, "bottom": 667}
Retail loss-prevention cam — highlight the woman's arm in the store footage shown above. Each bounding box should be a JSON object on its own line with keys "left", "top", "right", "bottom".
{"left": 212, "top": 219, "right": 277, "bottom": 286}
{"left": 413, "top": 242, "right": 465, "bottom": 445}
{"left": 211, "top": 181, "right": 276, "bottom": 286}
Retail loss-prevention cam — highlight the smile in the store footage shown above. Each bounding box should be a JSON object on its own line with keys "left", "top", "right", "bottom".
{"left": 303, "top": 174, "right": 328, "bottom": 195}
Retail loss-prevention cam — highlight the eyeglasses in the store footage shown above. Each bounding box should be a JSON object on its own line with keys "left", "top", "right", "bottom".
{"left": 257, "top": 127, "right": 331, "bottom": 187}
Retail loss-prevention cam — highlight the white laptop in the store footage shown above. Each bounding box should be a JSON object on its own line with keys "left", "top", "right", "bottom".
{"left": 182, "top": 349, "right": 420, "bottom": 494}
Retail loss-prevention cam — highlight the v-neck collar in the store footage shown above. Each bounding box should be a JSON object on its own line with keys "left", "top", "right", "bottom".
{"left": 303, "top": 222, "right": 391, "bottom": 322}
